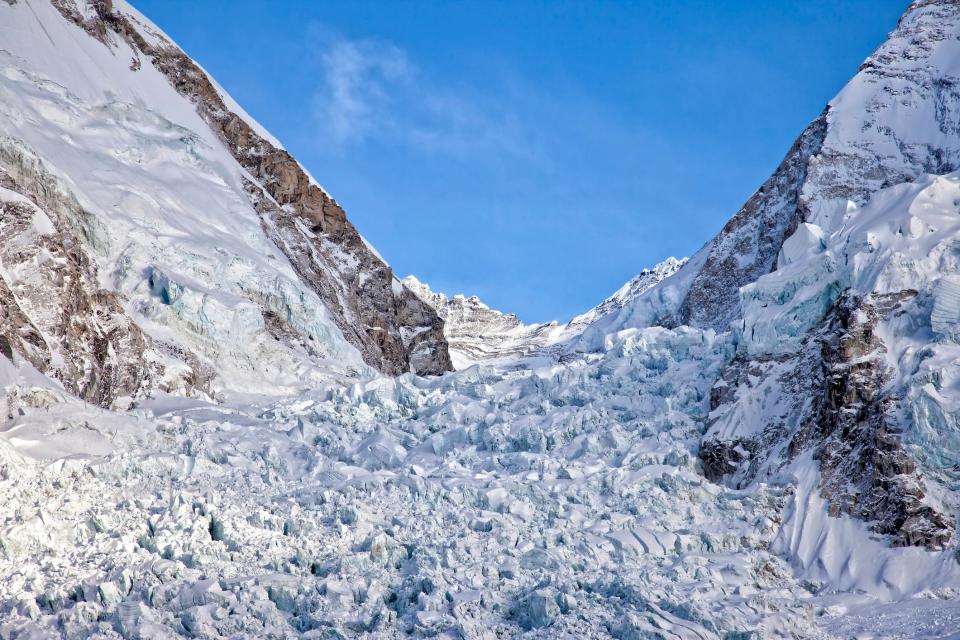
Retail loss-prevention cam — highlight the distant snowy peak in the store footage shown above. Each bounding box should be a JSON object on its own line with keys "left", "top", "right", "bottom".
{"left": 401, "top": 276, "right": 561, "bottom": 368}
{"left": 401, "top": 276, "right": 478, "bottom": 317}
{"left": 404, "top": 257, "right": 686, "bottom": 368}
{"left": 569, "top": 256, "right": 686, "bottom": 330}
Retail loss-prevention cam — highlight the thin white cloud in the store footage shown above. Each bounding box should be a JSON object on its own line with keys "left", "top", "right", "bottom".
{"left": 313, "top": 34, "right": 537, "bottom": 159}
{"left": 319, "top": 39, "right": 411, "bottom": 143}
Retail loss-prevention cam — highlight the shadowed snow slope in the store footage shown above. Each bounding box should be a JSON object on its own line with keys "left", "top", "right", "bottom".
{"left": 2, "top": 1, "right": 960, "bottom": 638}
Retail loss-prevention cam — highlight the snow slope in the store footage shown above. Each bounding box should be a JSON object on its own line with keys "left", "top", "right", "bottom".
{"left": 0, "top": 0, "right": 450, "bottom": 404}
{"left": 0, "top": 0, "right": 364, "bottom": 397}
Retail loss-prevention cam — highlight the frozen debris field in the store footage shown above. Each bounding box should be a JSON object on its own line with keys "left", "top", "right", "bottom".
{"left": 2, "top": 0, "right": 960, "bottom": 638}
{"left": 0, "top": 327, "right": 805, "bottom": 638}
{"left": 2, "top": 302, "right": 959, "bottom": 638}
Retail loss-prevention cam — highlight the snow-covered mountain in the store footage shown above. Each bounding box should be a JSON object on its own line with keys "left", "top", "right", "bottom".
{"left": 403, "top": 257, "right": 684, "bottom": 368}
{"left": 691, "top": 0, "right": 960, "bottom": 554}
{"left": 401, "top": 276, "right": 564, "bottom": 368}
{"left": 0, "top": 0, "right": 451, "bottom": 406}
{"left": 3, "top": 1, "right": 960, "bottom": 638}
{"left": 592, "top": 0, "right": 960, "bottom": 340}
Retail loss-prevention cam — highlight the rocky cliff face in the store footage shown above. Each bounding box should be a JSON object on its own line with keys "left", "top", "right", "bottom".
{"left": 246, "top": 186, "right": 451, "bottom": 376}
{"left": 813, "top": 293, "right": 953, "bottom": 550}
{"left": 699, "top": 178, "right": 960, "bottom": 549}
{"left": 0, "top": 152, "right": 167, "bottom": 407}
{"left": 677, "top": 116, "right": 827, "bottom": 331}
{"left": 702, "top": 290, "right": 954, "bottom": 551}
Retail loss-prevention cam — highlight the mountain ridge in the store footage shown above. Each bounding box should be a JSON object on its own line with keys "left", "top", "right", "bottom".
{"left": 0, "top": 0, "right": 451, "bottom": 409}
{"left": 402, "top": 256, "right": 685, "bottom": 368}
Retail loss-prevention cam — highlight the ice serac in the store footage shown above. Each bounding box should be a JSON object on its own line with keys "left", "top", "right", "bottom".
{"left": 49, "top": 0, "right": 452, "bottom": 377}
{"left": 679, "top": 0, "right": 960, "bottom": 331}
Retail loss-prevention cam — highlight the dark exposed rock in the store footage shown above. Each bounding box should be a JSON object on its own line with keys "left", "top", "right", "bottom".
{"left": 0, "top": 335, "right": 13, "bottom": 361}
{"left": 702, "top": 291, "right": 954, "bottom": 550}
{"left": 0, "top": 186, "right": 160, "bottom": 406}
{"left": 45, "top": 3, "right": 452, "bottom": 376}
{"left": 243, "top": 180, "right": 451, "bottom": 375}
{"left": 807, "top": 292, "right": 953, "bottom": 550}
{"left": 0, "top": 140, "right": 216, "bottom": 405}
{"left": 0, "top": 265, "right": 48, "bottom": 371}
{"left": 699, "top": 348, "right": 812, "bottom": 488}
{"left": 679, "top": 113, "right": 828, "bottom": 331}
{"left": 49, "top": 0, "right": 112, "bottom": 44}
{"left": 699, "top": 439, "right": 756, "bottom": 484}
{"left": 689, "top": 1, "right": 960, "bottom": 558}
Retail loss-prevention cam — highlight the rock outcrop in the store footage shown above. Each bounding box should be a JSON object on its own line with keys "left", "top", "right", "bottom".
{"left": 0, "top": 162, "right": 163, "bottom": 407}
{"left": 3, "top": 2, "right": 960, "bottom": 636}
{"left": 246, "top": 185, "right": 451, "bottom": 375}
{"left": 804, "top": 293, "right": 952, "bottom": 549}
{"left": 702, "top": 291, "right": 954, "bottom": 550}
{"left": 683, "top": 0, "right": 960, "bottom": 552}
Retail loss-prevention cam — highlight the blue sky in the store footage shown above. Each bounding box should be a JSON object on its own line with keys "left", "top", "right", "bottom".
{"left": 135, "top": 0, "right": 907, "bottom": 323}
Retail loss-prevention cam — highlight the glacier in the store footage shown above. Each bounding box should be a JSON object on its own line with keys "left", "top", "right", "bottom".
{"left": 1, "top": 0, "right": 960, "bottom": 638}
